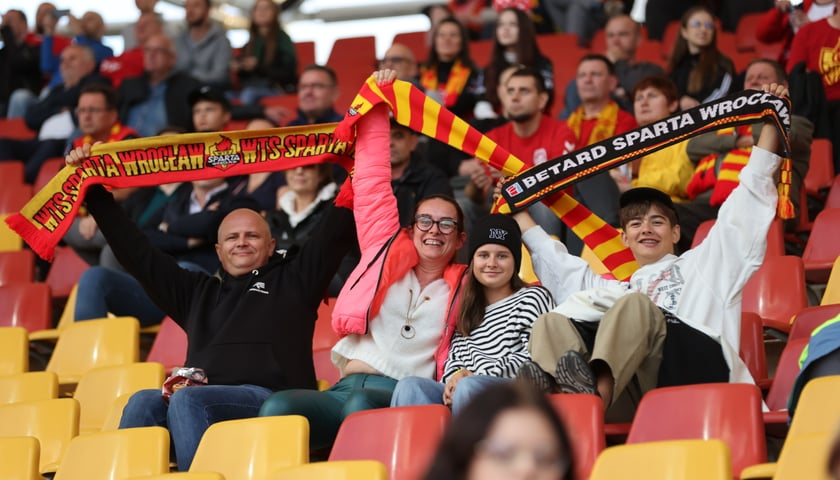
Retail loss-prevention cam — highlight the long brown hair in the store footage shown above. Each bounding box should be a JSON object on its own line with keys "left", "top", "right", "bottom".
{"left": 666, "top": 6, "right": 733, "bottom": 96}
{"left": 484, "top": 8, "right": 543, "bottom": 107}
{"left": 243, "top": 0, "right": 282, "bottom": 68}
{"left": 456, "top": 250, "right": 526, "bottom": 336}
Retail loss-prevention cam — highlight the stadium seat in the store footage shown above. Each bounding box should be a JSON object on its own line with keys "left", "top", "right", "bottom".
{"left": 312, "top": 299, "right": 339, "bottom": 351}
{"left": 329, "top": 404, "right": 451, "bottom": 480}
{"left": 734, "top": 12, "right": 763, "bottom": 52}
{"left": 691, "top": 218, "right": 784, "bottom": 258}
{"left": 45, "top": 316, "right": 140, "bottom": 387}
{"left": 804, "top": 138, "right": 834, "bottom": 201}
{"left": 0, "top": 118, "right": 36, "bottom": 140}
{"left": 326, "top": 36, "right": 377, "bottom": 114}
{"left": 45, "top": 246, "right": 90, "bottom": 300}
{"left": 763, "top": 337, "right": 809, "bottom": 421}
{"left": 0, "top": 160, "right": 25, "bottom": 185}
{"left": 128, "top": 473, "right": 225, "bottom": 480}
{"left": 824, "top": 174, "right": 840, "bottom": 210}
{"left": 770, "top": 431, "right": 833, "bottom": 480}
{"left": 273, "top": 460, "right": 389, "bottom": 480}
{"left": 28, "top": 283, "right": 77, "bottom": 342}
{"left": 0, "top": 436, "right": 40, "bottom": 480}
{"left": 625, "top": 383, "right": 766, "bottom": 478}
{"left": 190, "top": 416, "right": 308, "bottom": 479}
{"left": 590, "top": 439, "right": 732, "bottom": 480}
{"left": 392, "top": 30, "right": 428, "bottom": 64}
{"left": 742, "top": 255, "right": 809, "bottom": 334}
{"left": 0, "top": 183, "right": 32, "bottom": 214}
{"left": 822, "top": 256, "right": 840, "bottom": 305}
{"left": 145, "top": 316, "right": 187, "bottom": 374}
{"left": 0, "top": 249, "right": 34, "bottom": 285}
{"left": 740, "top": 312, "right": 769, "bottom": 387}
{"left": 0, "top": 214, "right": 23, "bottom": 251}
{"left": 313, "top": 347, "right": 340, "bottom": 388}
{"left": 547, "top": 393, "right": 606, "bottom": 480}
{"left": 802, "top": 208, "right": 840, "bottom": 284}
{"left": 0, "top": 325, "right": 28, "bottom": 374}
{"left": 469, "top": 38, "right": 493, "bottom": 68}
{"left": 0, "top": 371, "right": 58, "bottom": 405}
{"left": 294, "top": 41, "right": 316, "bottom": 74}
{"left": 789, "top": 304, "right": 840, "bottom": 341}
{"left": 33, "top": 157, "right": 65, "bottom": 194}
{"left": 53, "top": 426, "right": 169, "bottom": 479}
{"left": 0, "top": 283, "right": 52, "bottom": 332}
{"left": 73, "top": 362, "right": 165, "bottom": 434}
{"left": 0, "top": 398, "right": 80, "bottom": 474}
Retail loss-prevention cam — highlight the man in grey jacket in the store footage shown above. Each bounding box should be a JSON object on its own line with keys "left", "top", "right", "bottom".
{"left": 173, "top": 0, "right": 232, "bottom": 89}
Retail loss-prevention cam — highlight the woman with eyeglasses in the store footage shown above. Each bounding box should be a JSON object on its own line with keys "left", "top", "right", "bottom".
{"left": 258, "top": 69, "right": 469, "bottom": 453}
{"left": 423, "top": 382, "right": 574, "bottom": 480}
{"left": 390, "top": 213, "right": 553, "bottom": 415}
{"left": 667, "top": 6, "right": 734, "bottom": 111}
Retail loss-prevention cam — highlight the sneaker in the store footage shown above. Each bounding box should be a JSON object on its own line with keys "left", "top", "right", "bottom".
{"left": 554, "top": 351, "right": 598, "bottom": 395}
{"left": 516, "top": 361, "right": 558, "bottom": 394}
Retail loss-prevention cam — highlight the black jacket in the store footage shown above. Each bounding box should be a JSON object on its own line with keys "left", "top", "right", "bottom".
{"left": 86, "top": 184, "right": 356, "bottom": 391}
{"left": 117, "top": 71, "right": 201, "bottom": 132}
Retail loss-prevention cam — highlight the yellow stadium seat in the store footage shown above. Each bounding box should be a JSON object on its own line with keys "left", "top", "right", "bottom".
{"left": 101, "top": 393, "right": 133, "bottom": 432}
{"left": 28, "top": 283, "right": 77, "bottom": 342}
{"left": 0, "top": 326, "right": 28, "bottom": 374}
{"left": 0, "top": 436, "right": 40, "bottom": 480}
{"left": 0, "top": 371, "right": 58, "bottom": 405}
{"left": 73, "top": 362, "right": 165, "bottom": 434}
{"left": 0, "top": 214, "right": 23, "bottom": 251}
{"left": 128, "top": 473, "right": 225, "bottom": 480}
{"left": 273, "top": 460, "right": 388, "bottom": 480}
{"left": 0, "top": 398, "right": 80, "bottom": 474}
{"left": 821, "top": 256, "right": 840, "bottom": 305}
{"left": 190, "top": 416, "right": 309, "bottom": 479}
{"left": 53, "top": 426, "right": 169, "bottom": 479}
{"left": 589, "top": 439, "right": 731, "bottom": 480}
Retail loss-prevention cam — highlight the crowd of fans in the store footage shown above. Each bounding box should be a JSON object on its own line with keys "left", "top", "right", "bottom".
{"left": 5, "top": 0, "right": 840, "bottom": 477}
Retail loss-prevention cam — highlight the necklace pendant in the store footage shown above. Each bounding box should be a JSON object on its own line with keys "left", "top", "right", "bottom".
{"left": 401, "top": 324, "right": 416, "bottom": 339}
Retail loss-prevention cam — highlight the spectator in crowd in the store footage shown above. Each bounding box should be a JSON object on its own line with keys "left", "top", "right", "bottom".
{"left": 173, "top": 0, "right": 232, "bottom": 88}
{"left": 100, "top": 11, "right": 163, "bottom": 88}
{"left": 787, "top": 313, "right": 840, "bottom": 421}
{"left": 677, "top": 59, "right": 813, "bottom": 247}
{"left": 667, "top": 6, "right": 735, "bottom": 111}
{"left": 258, "top": 69, "right": 468, "bottom": 453}
{"left": 0, "top": 44, "right": 106, "bottom": 183}
{"left": 757, "top": 0, "right": 837, "bottom": 65}
{"left": 560, "top": 14, "right": 664, "bottom": 118}
{"left": 379, "top": 43, "right": 420, "bottom": 84}
{"left": 118, "top": 33, "right": 201, "bottom": 137}
{"left": 229, "top": 0, "right": 298, "bottom": 106}
{"left": 62, "top": 83, "right": 140, "bottom": 266}
{"left": 476, "top": 7, "right": 554, "bottom": 121}
{"left": 122, "top": 0, "right": 179, "bottom": 49}
{"left": 33, "top": 2, "right": 55, "bottom": 36}
{"left": 422, "top": 3, "right": 454, "bottom": 45}
{"left": 542, "top": 0, "right": 624, "bottom": 47}
{"left": 423, "top": 381, "right": 574, "bottom": 480}
{"left": 787, "top": 0, "right": 840, "bottom": 172}
{"left": 286, "top": 64, "right": 342, "bottom": 126}
{"left": 0, "top": 9, "right": 41, "bottom": 117}
{"left": 514, "top": 84, "right": 788, "bottom": 423}
{"left": 64, "top": 138, "right": 356, "bottom": 472}
{"left": 610, "top": 75, "right": 693, "bottom": 201}
{"left": 391, "top": 214, "right": 553, "bottom": 414}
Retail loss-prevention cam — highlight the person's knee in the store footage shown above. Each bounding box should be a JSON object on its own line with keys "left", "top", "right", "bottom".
{"left": 258, "top": 390, "right": 307, "bottom": 417}
{"left": 120, "top": 389, "right": 166, "bottom": 428}
{"left": 342, "top": 389, "right": 391, "bottom": 417}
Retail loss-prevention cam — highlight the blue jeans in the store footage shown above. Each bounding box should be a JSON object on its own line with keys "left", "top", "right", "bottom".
{"left": 74, "top": 267, "right": 165, "bottom": 326}
{"left": 258, "top": 373, "right": 397, "bottom": 450}
{"left": 391, "top": 375, "right": 511, "bottom": 416}
{"left": 119, "top": 385, "right": 272, "bottom": 471}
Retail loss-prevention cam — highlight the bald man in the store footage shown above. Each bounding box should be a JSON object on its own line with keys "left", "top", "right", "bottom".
{"left": 379, "top": 43, "right": 419, "bottom": 84}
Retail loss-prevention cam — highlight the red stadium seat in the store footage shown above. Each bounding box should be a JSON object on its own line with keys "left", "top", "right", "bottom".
{"left": 0, "top": 183, "right": 33, "bottom": 214}
{"left": 326, "top": 36, "right": 377, "bottom": 114}
{"left": 691, "top": 218, "right": 785, "bottom": 258}
{"left": 469, "top": 38, "right": 493, "bottom": 68}
{"left": 0, "top": 118, "right": 36, "bottom": 140}
{"left": 740, "top": 312, "right": 769, "bottom": 388}
{"left": 548, "top": 393, "right": 606, "bottom": 480}
{"left": 45, "top": 246, "right": 90, "bottom": 300}
{"left": 802, "top": 208, "right": 840, "bottom": 284}
{"left": 33, "top": 158, "right": 66, "bottom": 194}
{"left": 742, "top": 255, "right": 808, "bottom": 333}
{"left": 789, "top": 304, "right": 840, "bottom": 342}
{"left": 145, "top": 317, "right": 187, "bottom": 374}
{"left": 392, "top": 31, "right": 428, "bottom": 64}
{"left": 734, "top": 12, "right": 763, "bottom": 52}
{"left": 763, "top": 337, "right": 809, "bottom": 427}
{"left": 0, "top": 161, "right": 25, "bottom": 185}
{"left": 804, "top": 138, "right": 834, "bottom": 200}
{"left": 294, "top": 41, "right": 316, "bottom": 74}
{"left": 0, "top": 282, "right": 52, "bottom": 332}
{"left": 0, "top": 249, "right": 34, "bottom": 285}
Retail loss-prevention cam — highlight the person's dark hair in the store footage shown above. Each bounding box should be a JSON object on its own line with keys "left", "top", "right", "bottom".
{"left": 484, "top": 8, "right": 543, "bottom": 107}
{"left": 423, "top": 382, "right": 574, "bottom": 480}
{"left": 425, "top": 16, "right": 474, "bottom": 68}
{"left": 507, "top": 65, "right": 547, "bottom": 94}
{"left": 667, "top": 5, "right": 734, "bottom": 97}
{"left": 421, "top": 3, "right": 452, "bottom": 19}
{"left": 578, "top": 53, "right": 616, "bottom": 76}
{"left": 745, "top": 58, "right": 787, "bottom": 85}
{"left": 157, "top": 125, "right": 189, "bottom": 136}
{"left": 243, "top": 0, "right": 283, "bottom": 70}
{"left": 7, "top": 9, "right": 26, "bottom": 24}
{"left": 79, "top": 82, "right": 118, "bottom": 111}
{"left": 631, "top": 75, "right": 679, "bottom": 105}
{"left": 619, "top": 200, "right": 679, "bottom": 229}
{"left": 300, "top": 64, "right": 338, "bottom": 86}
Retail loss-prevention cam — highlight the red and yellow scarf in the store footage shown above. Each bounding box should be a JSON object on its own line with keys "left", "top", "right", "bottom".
{"left": 566, "top": 100, "right": 620, "bottom": 148}
{"left": 419, "top": 60, "right": 471, "bottom": 108}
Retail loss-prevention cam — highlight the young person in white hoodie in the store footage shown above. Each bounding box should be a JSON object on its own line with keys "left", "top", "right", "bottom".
{"left": 513, "top": 83, "right": 789, "bottom": 422}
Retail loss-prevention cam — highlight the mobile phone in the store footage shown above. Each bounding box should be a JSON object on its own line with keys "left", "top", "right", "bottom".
{"left": 51, "top": 9, "right": 71, "bottom": 19}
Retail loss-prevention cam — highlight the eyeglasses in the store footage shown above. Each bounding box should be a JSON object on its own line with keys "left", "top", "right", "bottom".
{"left": 688, "top": 20, "right": 714, "bottom": 30}
{"left": 414, "top": 215, "right": 458, "bottom": 234}
{"left": 74, "top": 107, "right": 107, "bottom": 115}
{"left": 475, "top": 439, "right": 568, "bottom": 473}
{"left": 379, "top": 55, "right": 411, "bottom": 66}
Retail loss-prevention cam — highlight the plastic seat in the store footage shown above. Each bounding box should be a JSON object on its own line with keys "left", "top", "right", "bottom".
{"left": 33, "top": 157, "right": 65, "bottom": 194}
{"left": 804, "top": 138, "right": 834, "bottom": 200}
{"left": 0, "top": 160, "right": 25, "bottom": 185}
{"left": 547, "top": 394, "right": 606, "bottom": 479}
{"left": 790, "top": 304, "right": 840, "bottom": 341}
{"left": 589, "top": 439, "right": 732, "bottom": 480}
{"left": 824, "top": 174, "right": 840, "bottom": 209}
{"left": 45, "top": 317, "right": 140, "bottom": 387}
{"left": 128, "top": 473, "right": 225, "bottom": 480}
{"left": 469, "top": 38, "right": 493, "bottom": 68}
{"left": 145, "top": 317, "right": 187, "bottom": 374}
{"left": 28, "top": 283, "right": 77, "bottom": 342}
{"left": 53, "top": 426, "right": 169, "bottom": 479}
{"left": 294, "top": 41, "right": 315, "bottom": 74}
{"left": 0, "top": 118, "right": 36, "bottom": 140}
{"left": 691, "top": 218, "right": 785, "bottom": 257}
{"left": 0, "top": 283, "right": 51, "bottom": 332}
{"left": 0, "top": 398, "right": 80, "bottom": 474}
{"left": 821, "top": 256, "right": 840, "bottom": 305}
{"left": 763, "top": 338, "right": 809, "bottom": 426}
{"left": 625, "top": 383, "right": 766, "bottom": 478}
{"left": 313, "top": 348, "right": 340, "bottom": 388}
{"left": 0, "top": 371, "right": 58, "bottom": 405}
{"left": 0, "top": 214, "right": 23, "bottom": 251}
{"left": 190, "top": 416, "right": 309, "bottom": 479}
{"left": 273, "top": 460, "right": 389, "bottom": 480}
{"left": 742, "top": 255, "right": 809, "bottom": 333}
{"left": 740, "top": 312, "right": 769, "bottom": 387}
{"left": 734, "top": 12, "right": 763, "bottom": 52}
{"left": 45, "top": 246, "right": 89, "bottom": 300}
{"left": 73, "top": 362, "right": 165, "bottom": 434}
{"left": 392, "top": 30, "right": 428, "bottom": 65}
{"left": 0, "top": 249, "right": 34, "bottom": 285}
{"left": 0, "top": 325, "right": 28, "bottom": 374}
{"left": 0, "top": 436, "right": 40, "bottom": 480}
{"left": 329, "top": 404, "right": 451, "bottom": 480}
{"left": 326, "top": 36, "right": 376, "bottom": 113}
{"left": 802, "top": 208, "right": 840, "bottom": 284}
{"left": 0, "top": 183, "right": 33, "bottom": 214}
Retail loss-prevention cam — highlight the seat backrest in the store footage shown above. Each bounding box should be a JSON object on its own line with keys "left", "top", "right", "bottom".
{"left": 740, "top": 312, "right": 768, "bottom": 382}
{"left": 802, "top": 208, "right": 840, "bottom": 283}
{"left": 325, "top": 36, "right": 376, "bottom": 114}
{"left": 312, "top": 299, "right": 339, "bottom": 351}
{"left": 146, "top": 317, "right": 187, "bottom": 374}
{"left": 589, "top": 439, "right": 732, "bottom": 480}
{"left": 329, "top": 404, "right": 451, "bottom": 480}
{"left": 73, "top": 362, "right": 165, "bottom": 434}
{"left": 190, "top": 415, "right": 309, "bottom": 479}
{"left": 790, "top": 304, "right": 840, "bottom": 342}
{"left": 734, "top": 12, "right": 763, "bottom": 52}
{"left": 626, "top": 383, "right": 766, "bottom": 478}
{"left": 0, "top": 118, "right": 36, "bottom": 140}
{"left": 53, "top": 426, "right": 169, "bottom": 479}
{"left": 273, "top": 460, "right": 389, "bottom": 480}
{"left": 33, "top": 157, "right": 65, "bottom": 193}
{"left": 313, "top": 347, "right": 341, "bottom": 387}
{"left": 0, "top": 160, "right": 24, "bottom": 184}
{"left": 765, "top": 338, "right": 809, "bottom": 411}
{"left": 804, "top": 138, "right": 835, "bottom": 195}
{"left": 127, "top": 473, "right": 225, "bottom": 480}
{"left": 0, "top": 371, "right": 58, "bottom": 405}
{"left": 692, "top": 218, "right": 784, "bottom": 258}
{"left": 0, "top": 398, "right": 80, "bottom": 474}
{"left": 822, "top": 256, "right": 840, "bottom": 305}
{"left": 0, "top": 283, "right": 51, "bottom": 332}
{"left": 788, "top": 375, "right": 840, "bottom": 438}
{"left": 0, "top": 436, "right": 40, "bottom": 480}
{"left": 46, "top": 317, "right": 140, "bottom": 385}
{"left": 0, "top": 214, "right": 23, "bottom": 251}
{"left": 293, "top": 41, "right": 315, "bottom": 75}
{"left": 0, "top": 183, "right": 33, "bottom": 214}
{"left": 392, "top": 31, "right": 428, "bottom": 66}
{"left": 0, "top": 325, "right": 28, "bottom": 374}
{"left": 824, "top": 173, "right": 840, "bottom": 209}
{"left": 547, "top": 393, "right": 606, "bottom": 480}
{"left": 0, "top": 249, "right": 34, "bottom": 285}
{"left": 45, "top": 246, "right": 89, "bottom": 299}
{"left": 773, "top": 431, "right": 834, "bottom": 480}
{"left": 742, "top": 255, "right": 809, "bottom": 333}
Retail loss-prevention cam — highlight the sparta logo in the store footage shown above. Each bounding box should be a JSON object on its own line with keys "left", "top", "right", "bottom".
{"left": 346, "top": 102, "right": 363, "bottom": 116}
{"left": 207, "top": 135, "right": 242, "bottom": 169}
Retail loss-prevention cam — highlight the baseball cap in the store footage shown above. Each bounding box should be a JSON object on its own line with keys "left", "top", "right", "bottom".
{"left": 188, "top": 85, "right": 231, "bottom": 111}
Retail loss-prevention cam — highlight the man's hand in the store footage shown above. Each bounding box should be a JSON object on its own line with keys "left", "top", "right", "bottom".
{"left": 65, "top": 143, "right": 97, "bottom": 168}
{"left": 373, "top": 69, "right": 397, "bottom": 86}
